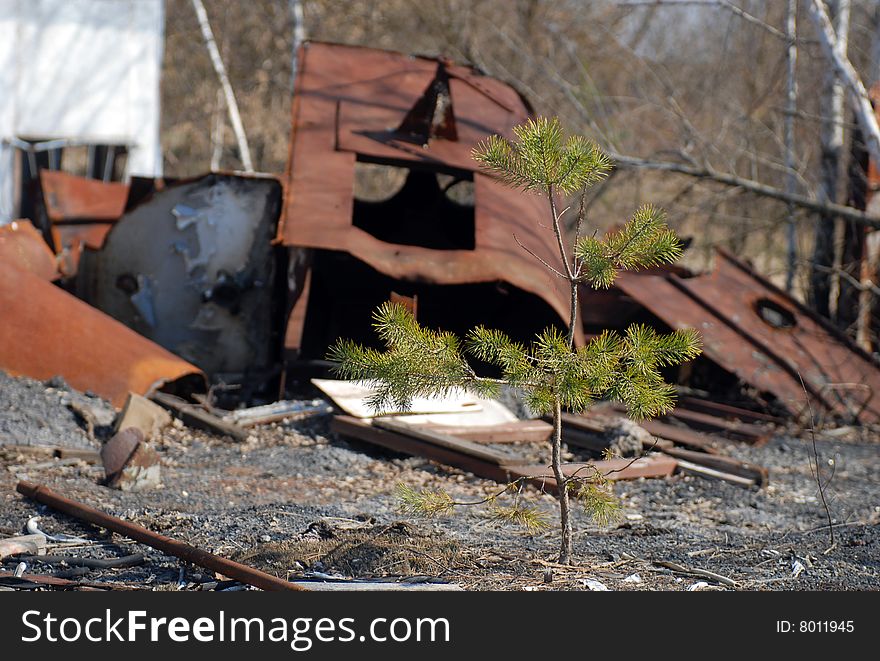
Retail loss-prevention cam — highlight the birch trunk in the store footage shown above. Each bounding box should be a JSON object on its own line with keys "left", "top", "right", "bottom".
{"left": 811, "top": 0, "right": 850, "bottom": 316}
{"left": 784, "top": 0, "right": 798, "bottom": 293}
{"left": 191, "top": 0, "right": 254, "bottom": 173}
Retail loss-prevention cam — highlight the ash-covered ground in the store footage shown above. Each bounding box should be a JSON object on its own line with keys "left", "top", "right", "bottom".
{"left": 1, "top": 371, "right": 878, "bottom": 591}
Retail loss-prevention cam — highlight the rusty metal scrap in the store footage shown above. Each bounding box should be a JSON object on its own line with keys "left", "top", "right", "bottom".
{"left": 615, "top": 248, "right": 880, "bottom": 423}
{"left": 280, "top": 42, "right": 576, "bottom": 348}
{"left": 38, "top": 170, "right": 130, "bottom": 275}
{"left": 101, "top": 427, "right": 161, "bottom": 492}
{"left": 16, "top": 481, "right": 307, "bottom": 592}
{"left": 0, "top": 259, "right": 205, "bottom": 408}
{"left": 0, "top": 219, "right": 59, "bottom": 281}
{"left": 39, "top": 170, "right": 129, "bottom": 224}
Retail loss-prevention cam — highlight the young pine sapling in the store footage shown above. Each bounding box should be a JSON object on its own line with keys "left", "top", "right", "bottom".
{"left": 329, "top": 118, "right": 701, "bottom": 564}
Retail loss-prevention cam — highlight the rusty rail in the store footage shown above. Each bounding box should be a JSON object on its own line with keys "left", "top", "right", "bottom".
{"left": 16, "top": 481, "right": 307, "bottom": 592}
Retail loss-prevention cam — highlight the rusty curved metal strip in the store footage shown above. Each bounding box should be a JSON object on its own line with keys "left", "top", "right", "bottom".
{"left": 0, "top": 260, "right": 205, "bottom": 408}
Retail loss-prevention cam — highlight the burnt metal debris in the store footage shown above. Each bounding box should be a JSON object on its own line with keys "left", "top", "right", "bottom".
{"left": 77, "top": 173, "right": 284, "bottom": 386}
{"left": 0, "top": 258, "right": 205, "bottom": 407}
{"left": 279, "top": 41, "right": 578, "bottom": 362}
{"left": 612, "top": 249, "right": 880, "bottom": 424}
{"left": 4, "top": 42, "right": 880, "bottom": 594}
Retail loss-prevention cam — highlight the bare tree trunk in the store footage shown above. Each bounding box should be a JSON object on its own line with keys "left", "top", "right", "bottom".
{"left": 551, "top": 399, "right": 572, "bottom": 565}
{"left": 290, "top": 0, "right": 306, "bottom": 89}
{"left": 811, "top": 0, "right": 850, "bottom": 316}
{"left": 191, "top": 0, "right": 254, "bottom": 172}
{"left": 808, "top": 0, "right": 880, "bottom": 166}
{"left": 854, "top": 3, "right": 880, "bottom": 351}
{"left": 210, "top": 88, "right": 225, "bottom": 171}
{"left": 784, "top": 0, "right": 799, "bottom": 293}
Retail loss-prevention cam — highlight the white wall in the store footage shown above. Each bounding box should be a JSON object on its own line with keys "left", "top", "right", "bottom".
{"left": 0, "top": 0, "right": 164, "bottom": 222}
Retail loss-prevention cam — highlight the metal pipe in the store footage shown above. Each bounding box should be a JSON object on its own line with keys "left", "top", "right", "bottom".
{"left": 16, "top": 481, "right": 307, "bottom": 592}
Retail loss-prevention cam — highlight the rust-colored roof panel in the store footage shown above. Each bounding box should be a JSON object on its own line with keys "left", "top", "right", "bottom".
{"left": 39, "top": 170, "right": 129, "bottom": 223}
{"left": 0, "top": 220, "right": 59, "bottom": 281}
{"left": 0, "top": 260, "right": 205, "bottom": 408}
{"left": 280, "top": 41, "right": 573, "bottom": 336}
{"left": 616, "top": 249, "right": 880, "bottom": 422}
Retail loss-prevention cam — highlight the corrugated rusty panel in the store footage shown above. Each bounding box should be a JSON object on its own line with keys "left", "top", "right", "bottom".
{"left": 0, "top": 220, "right": 59, "bottom": 281}
{"left": 616, "top": 249, "right": 880, "bottom": 422}
{"left": 280, "top": 41, "right": 573, "bottom": 337}
{"left": 39, "top": 170, "right": 128, "bottom": 222}
{"left": 0, "top": 260, "right": 205, "bottom": 408}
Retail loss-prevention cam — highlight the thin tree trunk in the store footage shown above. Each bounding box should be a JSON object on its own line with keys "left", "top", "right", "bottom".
{"left": 191, "top": 0, "right": 254, "bottom": 173}
{"left": 785, "top": 0, "right": 799, "bottom": 293}
{"left": 811, "top": 0, "right": 850, "bottom": 317}
{"left": 551, "top": 399, "right": 572, "bottom": 565}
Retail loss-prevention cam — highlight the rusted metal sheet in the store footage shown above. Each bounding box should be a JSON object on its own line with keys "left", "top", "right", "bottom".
{"left": 280, "top": 42, "right": 574, "bottom": 347}
{"left": 0, "top": 259, "right": 205, "bottom": 407}
{"left": 0, "top": 219, "right": 59, "bottom": 281}
{"left": 616, "top": 248, "right": 880, "bottom": 423}
{"left": 78, "top": 173, "right": 283, "bottom": 382}
{"left": 39, "top": 170, "right": 128, "bottom": 223}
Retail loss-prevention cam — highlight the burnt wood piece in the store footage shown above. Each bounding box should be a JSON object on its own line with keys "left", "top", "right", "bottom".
{"left": 659, "top": 446, "right": 768, "bottom": 487}
{"left": 675, "top": 396, "right": 785, "bottom": 425}
{"left": 564, "top": 410, "right": 720, "bottom": 454}
{"left": 150, "top": 392, "right": 248, "bottom": 441}
{"left": 411, "top": 420, "right": 553, "bottom": 444}
{"left": 663, "top": 407, "right": 772, "bottom": 445}
{"left": 331, "top": 416, "right": 515, "bottom": 483}
{"left": 558, "top": 412, "right": 767, "bottom": 488}
{"left": 333, "top": 417, "right": 679, "bottom": 492}
{"left": 507, "top": 454, "right": 678, "bottom": 490}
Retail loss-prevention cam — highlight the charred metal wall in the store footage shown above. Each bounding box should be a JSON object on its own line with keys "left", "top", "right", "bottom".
{"left": 77, "top": 174, "right": 284, "bottom": 383}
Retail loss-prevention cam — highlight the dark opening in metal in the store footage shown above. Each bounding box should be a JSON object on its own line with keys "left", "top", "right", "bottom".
{"left": 754, "top": 297, "right": 796, "bottom": 329}
{"left": 352, "top": 163, "right": 475, "bottom": 250}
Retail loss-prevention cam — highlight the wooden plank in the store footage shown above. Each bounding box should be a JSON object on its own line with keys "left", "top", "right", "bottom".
{"left": 413, "top": 420, "right": 552, "bottom": 444}
{"left": 601, "top": 402, "right": 770, "bottom": 445}
{"left": 331, "top": 416, "right": 514, "bottom": 483}
{"left": 507, "top": 454, "right": 678, "bottom": 488}
{"left": 571, "top": 408, "right": 720, "bottom": 453}
{"left": 676, "top": 396, "right": 785, "bottom": 425}
{"left": 659, "top": 446, "right": 768, "bottom": 487}
{"left": 562, "top": 426, "right": 674, "bottom": 453}
{"left": 0, "top": 534, "right": 47, "bottom": 560}
{"left": 673, "top": 460, "right": 757, "bottom": 487}
{"left": 371, "top": 418, "right": 518, "bottom": 466}
{"left": 151, "top": 392, "right": 248, "bottom": 441}
{"left": 664, "top": 407, "right": 772, "bottom": 445}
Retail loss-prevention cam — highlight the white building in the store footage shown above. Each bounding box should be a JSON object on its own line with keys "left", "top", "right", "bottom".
{"left": 0, "top": 0, "right": 164, "bottom": 223}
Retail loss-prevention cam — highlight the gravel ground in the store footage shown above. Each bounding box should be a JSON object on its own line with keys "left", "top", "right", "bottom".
{"left": 1, "top": 371, "right": 878, "bottom": 591}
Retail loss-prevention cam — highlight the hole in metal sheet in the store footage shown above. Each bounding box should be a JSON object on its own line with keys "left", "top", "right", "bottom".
{"left": 754, "top": 297, "right": 796, "bottom": 329}
{"left": 115, "top": 273, "right": 139, "bottom": 295}
{"left": 353, "top": 163, "right": 475, "bottom": 250}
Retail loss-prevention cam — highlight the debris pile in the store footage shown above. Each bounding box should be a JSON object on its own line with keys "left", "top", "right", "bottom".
{"left": 2, "top": 41, "right": 880, "bottom": 591}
